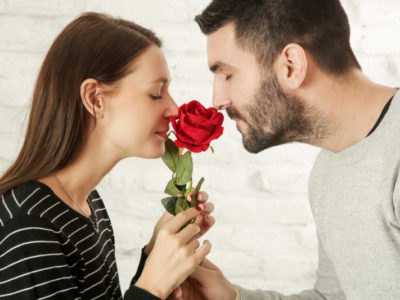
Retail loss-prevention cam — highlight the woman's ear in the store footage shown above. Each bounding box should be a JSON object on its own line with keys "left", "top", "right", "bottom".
{"left": 80, "top": 78, "right": 105, "bottom": 119}
{"left": 276, "top": 43, "right": 308, "bottom": 91}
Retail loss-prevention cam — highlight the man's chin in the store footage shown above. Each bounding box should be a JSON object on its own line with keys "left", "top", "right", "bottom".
{"left": 242, "top": 132, "right": 284, "bottom": 153}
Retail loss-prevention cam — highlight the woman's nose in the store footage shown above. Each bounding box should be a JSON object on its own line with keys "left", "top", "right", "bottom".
{"left": 165, "top": 95, "right": 179, "bottom": 118}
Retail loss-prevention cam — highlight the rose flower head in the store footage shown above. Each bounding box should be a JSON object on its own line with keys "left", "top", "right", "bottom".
{"left": 169, "top": 100, "right": 224, "bottom": 153}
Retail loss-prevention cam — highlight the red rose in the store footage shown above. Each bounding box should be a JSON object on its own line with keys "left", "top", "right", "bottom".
{"left": 170, "top": 100, "right": 224, "bottom": 153}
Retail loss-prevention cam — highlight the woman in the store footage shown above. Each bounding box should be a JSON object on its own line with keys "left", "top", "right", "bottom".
{"left": 0, "top": 12, "right": 214, "bottom": 299}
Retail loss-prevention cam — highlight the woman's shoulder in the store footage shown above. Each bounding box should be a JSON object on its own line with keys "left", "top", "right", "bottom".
{"left": 0, "top": 181, "right": 95, "bottom": 230}
{"left": 0, "top": 181, "right": 51, "bottom": 225}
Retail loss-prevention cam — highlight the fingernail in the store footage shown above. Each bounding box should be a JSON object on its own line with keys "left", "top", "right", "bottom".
{"left": 187, "top": 194, "right": 192, "bottom": 201}
{"left": 205, "top": 214, "right": 209, "bottom": 220}
{"left": 196, "top": 204, "right": 205, "bottom": 211}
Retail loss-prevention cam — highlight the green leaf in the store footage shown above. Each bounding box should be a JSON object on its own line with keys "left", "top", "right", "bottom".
{"left": 161, "top": 197, "right": 178, "bottom": 215}
{"left": 191, "top": 177, "right": 205, "bottom": 208}
{"left": 175, "top": 196, "right": 189, "bottom": 215}
{"left": 165, "top": 179, "right": 181, "bottom": 196}
{"left": 176, "top": 152, "right": 193, "bottom": 185}
{"left": 175, "top": 183, "right": 187, "bottom": 194}
{"left": 162, "top": 139, "right": 179, "bottom": 172}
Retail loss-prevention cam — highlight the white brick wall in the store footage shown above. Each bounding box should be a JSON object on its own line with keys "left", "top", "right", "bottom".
{"left": 0, "top": 0, "right": 399, "bottom": 295}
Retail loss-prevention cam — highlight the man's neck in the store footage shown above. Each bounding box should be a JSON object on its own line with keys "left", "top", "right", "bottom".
{"left": 304, "top": 69, "right": 397, "bottom": 153}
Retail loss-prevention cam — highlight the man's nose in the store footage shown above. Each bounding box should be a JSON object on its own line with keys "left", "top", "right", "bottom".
{"left": 212, "top": 77, "right": 231, "bottom": 110}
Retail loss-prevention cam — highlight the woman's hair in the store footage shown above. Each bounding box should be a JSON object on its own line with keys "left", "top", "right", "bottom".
{"left": 0, "top": 12, "right": 161, "bottom": 195}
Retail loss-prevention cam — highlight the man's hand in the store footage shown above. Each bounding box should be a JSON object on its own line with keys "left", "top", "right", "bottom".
{"left": 168, "top": 258, "right": 237, "bottom": 300}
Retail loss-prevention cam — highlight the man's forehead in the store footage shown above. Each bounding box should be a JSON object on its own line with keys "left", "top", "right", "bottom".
{"left": 207, "top": 24, "right": 259, "bottom": 71}
{"left": 207, "top": 23, "right": 238, "bottom": 68}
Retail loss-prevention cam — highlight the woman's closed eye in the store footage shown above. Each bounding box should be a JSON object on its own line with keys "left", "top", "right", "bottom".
{"left": 150, "top": 95, "right": 162, "bottom": 100}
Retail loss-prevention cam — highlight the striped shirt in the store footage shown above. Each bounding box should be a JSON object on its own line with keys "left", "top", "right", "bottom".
{"left": 0, "top": 181, "right": 159, "bottom": 299}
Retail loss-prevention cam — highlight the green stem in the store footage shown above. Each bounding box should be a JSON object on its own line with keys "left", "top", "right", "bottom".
{"left": 168, "top": 131, "right": 177, "bottom": 138}
{"left": 184, "top": 178, "right": 193, "bottom": 199}
{"left": 191, "top": 177, "right": 205, "bottom": 208}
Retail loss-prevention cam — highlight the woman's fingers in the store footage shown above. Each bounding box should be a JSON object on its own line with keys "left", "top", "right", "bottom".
{"left": 202, "top": 202, "right": 214, "bottom": 214}
{"left": 187, "top": 190, "right": 208, "bottom": 203}
{"left": 186, "top": 238, "right": 201, "bottom": 253}
{"left": 196, "top": 191, "right": 208, "bottom": 202}
{"left": 167, "top": 207, "right": 203, "bottom": 233}
{"left": 177, "top": 223, "right": 201, "bottom": 244}
{"left": 194, "top": 240, "right": 212, "bottom": 263}
{"left": 203, "top": 214, "right": 215, "bottom": 229}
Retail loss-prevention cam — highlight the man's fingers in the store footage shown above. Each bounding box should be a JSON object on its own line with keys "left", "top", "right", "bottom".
{"left": 171, "top": 286, "right": 183, "bottom": 300}
{"left": 190, "top": 263, "right": 214, "bottom": 282}
{"left": 199, "top": 257, "right": 220, "bottom": 271}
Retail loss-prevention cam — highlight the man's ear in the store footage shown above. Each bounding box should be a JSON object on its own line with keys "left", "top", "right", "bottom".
{"left": 80, "top": 78, "right": 105, "bottom": 119}
{"left": 276, "top": 43, "right": 308, "bottom": 90}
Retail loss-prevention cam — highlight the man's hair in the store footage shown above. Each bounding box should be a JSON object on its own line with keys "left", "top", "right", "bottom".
{"left": 195, "top": 0, "right": 361, "bottom": 75}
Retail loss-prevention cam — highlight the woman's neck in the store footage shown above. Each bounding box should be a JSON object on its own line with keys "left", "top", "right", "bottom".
{"left": 38, "top": 130, "right": 120, "bottom": 215}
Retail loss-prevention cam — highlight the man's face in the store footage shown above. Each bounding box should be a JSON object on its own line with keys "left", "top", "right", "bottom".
{"left": 207, "top": 24, "right": 313, "bottom": 153}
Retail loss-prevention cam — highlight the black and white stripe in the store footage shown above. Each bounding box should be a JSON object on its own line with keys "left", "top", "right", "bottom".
{"left": 0, "top": 180, "right": 157, "bottom": 299}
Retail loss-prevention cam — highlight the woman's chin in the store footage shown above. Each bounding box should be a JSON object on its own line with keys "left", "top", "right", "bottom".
{"left": 138, "top": 144, "right": 165, "bottom": 159}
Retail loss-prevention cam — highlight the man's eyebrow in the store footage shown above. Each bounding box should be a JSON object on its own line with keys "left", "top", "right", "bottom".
{"left": 209, "top": 61, "right": 232, "bottom": 73}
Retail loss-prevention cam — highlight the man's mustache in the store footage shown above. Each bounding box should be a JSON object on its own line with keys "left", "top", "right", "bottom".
{"left": 226, "top": 106, "right": 246, "bottom": 121}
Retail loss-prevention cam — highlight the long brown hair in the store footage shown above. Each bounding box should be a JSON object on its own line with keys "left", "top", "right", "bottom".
{"left": 0, "top": 12, "right": 161, "bottom": 195}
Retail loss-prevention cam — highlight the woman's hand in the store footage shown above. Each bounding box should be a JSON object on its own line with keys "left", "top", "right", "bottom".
{"left": 145, "top": 191, "right": 215, "bottom": 256}
{"left": 135, "top": 207, "right": 212, "bottom": 299}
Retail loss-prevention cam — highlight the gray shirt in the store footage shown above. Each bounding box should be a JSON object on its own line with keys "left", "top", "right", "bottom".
{"left": 237, "top": 90, "right": 400, "bottom": 300}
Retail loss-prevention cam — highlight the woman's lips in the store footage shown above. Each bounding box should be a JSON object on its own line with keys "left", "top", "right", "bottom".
{"left": 155, "top": 131, "right": 168, "bottom": 140}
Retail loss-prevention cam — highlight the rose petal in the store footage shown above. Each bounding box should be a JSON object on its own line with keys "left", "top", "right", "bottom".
{"left": 185, "top": 113, "right": 214, "bottom": 130}
{"left": 203, "top": 126, "right": 224, "bottom": 144}
{"left": 179, "top": 115, "right": 213, "bottom": 141}
{"left": 169, "top": 116, "right": 179, "bottom": 131}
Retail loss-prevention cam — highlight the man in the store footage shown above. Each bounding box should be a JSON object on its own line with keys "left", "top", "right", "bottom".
{"left": 170, "top": 0, "right": 400, "bottom": 299}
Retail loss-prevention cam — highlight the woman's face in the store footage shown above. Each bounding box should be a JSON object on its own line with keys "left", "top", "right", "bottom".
{"left": 100, "top": 45, "right": 178, "bottom": 159}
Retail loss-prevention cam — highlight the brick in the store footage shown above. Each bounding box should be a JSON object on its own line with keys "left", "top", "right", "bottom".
{"left": 357, "top": 0, "right": 400, "bottom": 26}
{"left": 0, "top": 15, "right": 71, "bottom": 52}
{"left": 86, "top": 0, "right": 209, "bottom": 23}
{"left": 0, "top": 51, "right": 44, "bottom": 106}
{"left": 0, "top": 0, "right": 6, "bottom": 14}
{"left": 6, "top": 0, "right": 86, "bottom": 16}
{"left": 0, "top": 105, "right": 26, "bottom": 162}
{"left": 358, "top": 25, "right": 400, "bottom": 55}
{"left": 358, "top": 54, "right": 398, "bottom": 86}
{"left": 0, "top": 1, "right": 398, "bottom": 293}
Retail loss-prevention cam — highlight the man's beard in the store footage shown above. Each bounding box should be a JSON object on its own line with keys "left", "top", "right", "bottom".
{"left": 227, "top": 72, "right": 323, "bottom": 153}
